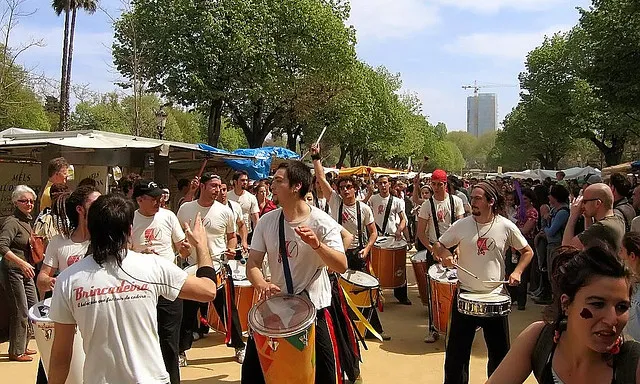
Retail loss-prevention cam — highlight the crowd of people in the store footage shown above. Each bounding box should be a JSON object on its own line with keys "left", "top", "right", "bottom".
{"left": 3, "top": 152, "right": 640, "bottom": 384}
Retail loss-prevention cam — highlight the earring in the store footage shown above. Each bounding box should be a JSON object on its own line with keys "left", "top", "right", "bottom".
{"left": 609, "top": 336, "right": 623, "bottom": 355}
{"left": 553, "top": 330, "right": 561, "bottom": 344}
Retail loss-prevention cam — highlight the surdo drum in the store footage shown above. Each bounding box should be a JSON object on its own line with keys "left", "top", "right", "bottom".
{"left": 249, "top": 294, "right": 316, "bottom": 384}
{"left": 339, "top": 269, "right": 380, "bottom": 308}
{"left": 410, "top": 250, "right": 429, "bottom": 306}
{"left": 428, "top": 264, "right": 458, "bottom": 334}
{"left": 370, "top": 236, "right": 407, "bottom": 289}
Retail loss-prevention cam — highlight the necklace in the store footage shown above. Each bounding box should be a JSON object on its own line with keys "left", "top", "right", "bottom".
{"left": 475, "top": 215, "right": 496, "bottom": 255}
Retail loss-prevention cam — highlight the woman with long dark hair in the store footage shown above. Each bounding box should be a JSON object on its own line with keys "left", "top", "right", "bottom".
{"left": 487, "top": 245, "right": 640, "bottom": 383}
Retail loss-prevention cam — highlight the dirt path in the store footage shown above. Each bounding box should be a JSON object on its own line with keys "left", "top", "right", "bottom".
{"left": 1, "top": 261, "right": 541, "bottom": 383}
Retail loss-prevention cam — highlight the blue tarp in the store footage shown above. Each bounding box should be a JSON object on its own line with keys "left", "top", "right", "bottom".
{"left": 197, "top": 143, "right": 233, "bottom": 155}
{"left": 224, "top": 146, "right": 300, "bottom": 180}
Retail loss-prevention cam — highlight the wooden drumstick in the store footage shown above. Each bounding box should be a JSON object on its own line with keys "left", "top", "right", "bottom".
{"left": 196, "top": 158, "right": 209, "bottom": 179}
{"left": 453, "top": 262, "right": 479, "bottom": 280}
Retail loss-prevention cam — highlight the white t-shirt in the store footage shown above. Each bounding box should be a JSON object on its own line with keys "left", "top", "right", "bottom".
{"left": 418, "top": 194, "right": 465, "bottom": 244}
{"left": 367, "top": 194, "right": 405, "bottom": 235}
{"left": 329, "top": 191, "right": 374, "bottom": 249}
{"left": 49, "top": 251, "right": 188, "bottom": 384}
{"left": 228, "top": 189, "right": 259, "bottom": 233}
{"left": 43, "top": 235, "right": 90, "bottom": 272}
{"left": 223, "top": 200, "right": 243, "bottom": 232}
{"left": 251, "top": 207, "right": 344, "bottom": 309}
{"left": 177, "top": 200, "right": 235, "bottom": 263}
{"left": 131, "top": 209, "right": 185, "bottom": 263}
{"left": 439, "top": 215, "right": 528, "bottom": 293}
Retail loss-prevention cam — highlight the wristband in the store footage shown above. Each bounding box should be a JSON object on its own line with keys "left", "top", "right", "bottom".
{"left": 311, "top": 153, "right": 321, "bottom": 160}
{"left": 312, "top": 243, "right": 322, "bottom": 250}
{"left": 196, "top": 265, "right": 217, "bottom": 285}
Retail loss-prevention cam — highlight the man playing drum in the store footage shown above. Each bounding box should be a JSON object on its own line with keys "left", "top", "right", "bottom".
{"left": 176, "top": 173, "right": 246, "bottom": 364}
{"left": 130, "top": 180, "right": 191, "bottom": 384}
{"left": 433, "top": 181, "right": 533, "bottom": 384}
{"left": 364, "top": 175, "right": 411, "bottom": 305}
{"left": 243, "top": 160, "right": 348, "bottom": 384}
{"left": 311, "top": 146, "right": 390, "bottom": 340}
{"left": 416, "top": 170, "right": 465, "bottom": 343}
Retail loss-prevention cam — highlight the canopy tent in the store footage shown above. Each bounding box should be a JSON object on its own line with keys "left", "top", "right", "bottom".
{"left": 212, "top": 146, "right": 300, "bottom": 180}
{"left": 600, "top": 162, "right": 640, "bottom": 178}
{"left": 503, "top": 166, "right": 601, "bottom": 181}
{"left": 338, "top": 166, "right": 404, "bottom": 177}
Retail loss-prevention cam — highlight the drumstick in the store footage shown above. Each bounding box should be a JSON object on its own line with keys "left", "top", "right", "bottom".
{"left": 196, "top": 158, "right": 209, "bottom": 179}
{"left": 453, "top": 263, "right": 479, "bottom": 279}
{"left": 482, "top": 280, "right": 509, "bottom": 284}
{"left": 301, "top": 126, "right": 329, "bottom": 160}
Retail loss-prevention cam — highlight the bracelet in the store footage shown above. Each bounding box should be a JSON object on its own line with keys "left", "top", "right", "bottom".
{"left": 311, "top": 153, "right": 321, "bottom": 160}
{"left": 312, "top": 243, "right": 322, "bottom": 250}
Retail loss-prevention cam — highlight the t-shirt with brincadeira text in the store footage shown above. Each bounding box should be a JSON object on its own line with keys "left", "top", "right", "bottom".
{"left": 439, "top": 215, "right": 528, "bottom": 294}
{"left": 49, "top": 250, "right": 188, "bottom": 384}
{"left": 43, "top": 234, "right": 90, "bottom": 272}
{"left": 251, "top": 206, "right": 344, "bottom": 309}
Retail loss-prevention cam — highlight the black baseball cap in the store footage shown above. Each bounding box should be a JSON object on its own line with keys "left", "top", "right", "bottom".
{"left": 132, "top": 179, "right": 164, "bottom": 198}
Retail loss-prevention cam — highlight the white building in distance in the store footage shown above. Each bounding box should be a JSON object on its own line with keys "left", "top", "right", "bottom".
{"left": 467, "top": 93, "right": 497, "bottom": 137}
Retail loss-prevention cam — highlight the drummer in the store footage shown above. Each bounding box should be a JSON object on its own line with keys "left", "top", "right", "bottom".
{"left": 364, "top": 174, "right": 411, "bottom": 305}
{"left": 243, "top": 160, "right": 348, "bottom": 384}
{"left": 217, "top": 181, "right": 249, "bottom": 255}
{"left": 129, "top": 180, "right": 191, "bottom": 384}
{"left": 416, "top": 169, "right": 465, "bottom": 343}
{"left": 433, "top": 181, "right": 533, "bottom": 384}
{"left": 311, "top": 146, "right": 390, "bottom": 340}
{"left": 176, "top": 173, "right": 247, "bottom": 364}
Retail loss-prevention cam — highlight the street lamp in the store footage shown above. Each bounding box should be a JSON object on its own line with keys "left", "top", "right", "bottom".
{"left": 155, "top": 108, "right": 168, "bottom": 140}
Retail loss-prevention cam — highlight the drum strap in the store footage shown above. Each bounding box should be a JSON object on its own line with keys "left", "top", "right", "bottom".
{"left": 278, "top": 212, "right": 295, "bottom": 294}
{"left": 313, "top": 192, "right": 330, "bottom": 213}
{"left": 429, "top": 195, "right": 457, "bottom": 240}
{"left": 378, "top": 195, "right": 394, "bottom": 235}
{"left": 338, "top": 200, "right": 364, "bottom": 249}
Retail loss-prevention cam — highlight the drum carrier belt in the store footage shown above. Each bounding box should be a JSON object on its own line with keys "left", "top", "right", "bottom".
{"left": 429, "top": 194, "right": 456, "bottom": 240}
{"left": 278, "top": 212, "right": 295, "bottom": 294}
{"left": 376, "top": 195, "right": 394, "bottom": 235}
{"left": 338, "top": 200, "right": 363, "bottom": 250}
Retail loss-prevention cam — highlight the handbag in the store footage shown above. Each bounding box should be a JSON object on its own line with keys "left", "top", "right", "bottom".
{"left": 17, "top": 220, "right": 45, "bottom": 265}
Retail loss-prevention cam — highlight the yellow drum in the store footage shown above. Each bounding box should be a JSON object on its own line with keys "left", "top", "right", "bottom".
{"left": 339, "top": 270, "right": 379, "bottom": 308}
{"left": 249, "top": 294, "right": 316, "bottom": 384}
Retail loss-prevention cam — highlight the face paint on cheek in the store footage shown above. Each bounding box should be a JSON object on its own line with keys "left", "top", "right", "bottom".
{"left": 580, "top": 308, "right": 594, "bottom": 319}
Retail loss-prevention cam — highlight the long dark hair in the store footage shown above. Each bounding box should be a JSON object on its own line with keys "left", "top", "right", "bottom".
{"left": 547, "top": 245, "right": 634, "bottom": 337}
{"left": 52, "top": 186, "right": 99, "bottom": 238}
{"left": 87, "top": 194, "right": 134, "bottom": 266}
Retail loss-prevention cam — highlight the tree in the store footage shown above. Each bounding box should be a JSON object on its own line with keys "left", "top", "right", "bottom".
{"left": 52, "top": 0, "right": 98, "bottom": 131}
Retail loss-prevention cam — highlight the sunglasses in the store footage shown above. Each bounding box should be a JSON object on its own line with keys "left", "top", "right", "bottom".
{"left": 17, "top": 199, "right": 34, "bottom": 204}
{"left": 582, "top": 198, "right": 601, "bottom": 203}
{"left": 339, "top": 185, "right": 354, "bottom": 190}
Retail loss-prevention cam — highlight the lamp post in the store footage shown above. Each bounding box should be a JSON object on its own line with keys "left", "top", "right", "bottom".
{"left": 155, "top": 108, "right": 168, "bottom": 140}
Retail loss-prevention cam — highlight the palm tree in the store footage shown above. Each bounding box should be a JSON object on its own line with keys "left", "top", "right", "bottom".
{"left": 52, "top": 0, "right": 98, "bottom": 131}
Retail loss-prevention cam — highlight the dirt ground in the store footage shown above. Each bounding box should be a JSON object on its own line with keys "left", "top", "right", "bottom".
{"left": 1, "top": 259, "right": 540, "bottom": 384}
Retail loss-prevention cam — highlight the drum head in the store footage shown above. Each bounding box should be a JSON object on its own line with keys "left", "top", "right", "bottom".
{"left": 375, "top": 236, "right": 407, "bottom": 249}
{"left": 459, "top": 292, "right": 510, "bottom": 303}
{"left": 428, "top": 264, "right": 458, "bottom": 283}
{"left": 227, "top": 259, "right": 247, "bottom": 280}
{"left": 411, "top": 250, "right": 428, "bottom": 262}
{"left": 184, "top": 260, "right": 222, "bottom": 276}
{"left": 249, "top": 294, "right": 316, "bottom": 338}
{"left": 28, "top": 298, "right": 52, "bottom": 322}
{"left": 340, "top": 270, "right": 379, "bottom": 289}
{"left": 234, "top": 279, "right": 252, "bottom": 287}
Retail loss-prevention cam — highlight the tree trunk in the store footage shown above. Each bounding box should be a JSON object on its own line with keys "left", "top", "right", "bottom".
{"left": 336, "top": 145, "right": 348, "bottom": 169}
{"left": 286, "top": 125, "right": 297, "bottom": 151}
{"left": 207, "top": 98, "right": 223, "bottom": 147}
{"left": 58, "top": 6, "right": 71, "bottom": 131}
{"left": 362, "top": 148, "right": 370, "bottom": 166}
{"left": 62, "top": 7, "right": 77, "bottom": 131}
{"left": 589, "top": 134, "right": 626, "bottom": 167}
{"left": 349, "top": 147, "right": 357, "bottom": 167}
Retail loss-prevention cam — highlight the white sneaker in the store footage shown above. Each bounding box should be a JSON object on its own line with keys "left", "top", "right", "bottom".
{"left": 192, "top": 332, "right": 201, "bottom": 341}
{"left": 424, "top": 331, "right": 439, "bottom": 343}
{"left": 179, "top": 352, "right": 188, "bottom": 367}
{"left": 235, "top": 347, "right": 246, "bottom": 364}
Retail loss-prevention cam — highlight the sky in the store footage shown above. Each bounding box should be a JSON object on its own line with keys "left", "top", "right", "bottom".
{"left": 10, "top": 0, "right": 592, "bottom": 132}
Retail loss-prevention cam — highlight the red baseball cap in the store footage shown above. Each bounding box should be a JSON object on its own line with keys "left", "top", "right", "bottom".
{"left": 431, "top": 169, "right": 447, "bottom": 183}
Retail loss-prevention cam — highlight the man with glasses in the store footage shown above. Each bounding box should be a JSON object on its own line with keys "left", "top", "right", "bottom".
{"left": 130, "top": 180, "right": 190, "bottom": 384}
{"left": 176, "top": 173, "right": 246, "bottom": 364}
{"left": 417, "top": 169, "right": 465, "bottom": 342}
{"left": 562, "top": 182, "right": 625, "bottom": 252}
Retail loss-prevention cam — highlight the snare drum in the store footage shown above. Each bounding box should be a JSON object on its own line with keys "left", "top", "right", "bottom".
{"left": 371, "top": 236, "right": 407, "bottom": 289}
{"left": 411, "top": 250, "right": 429, "bottom": 306}
{"left": 184, "top": 260, "right": 225, "bottom": 289}
{"left": 457, "top": 292, "right": 511, "bottom": 317}
{"left": 428, "top": 264, "right": 458, "bottom": 334}
{"left": 207, "top": 279, "right": 259, "bottom": 334}
{"left": 249, "top": 294, "right": 316, "bottom": 384}
{"left": 339, "top": 270, "right": 379, "bottom": 308}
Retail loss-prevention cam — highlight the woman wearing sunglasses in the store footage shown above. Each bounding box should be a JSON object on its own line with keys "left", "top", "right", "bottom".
{"left": 0, "top": 185, "right": 39, "bottom": 361}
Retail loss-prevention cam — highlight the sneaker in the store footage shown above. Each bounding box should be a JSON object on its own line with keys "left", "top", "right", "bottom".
{"left": 235, "top": 347, "right": 246, "bottom": 364}
{"left": 192, "top": 332, "right": 201, "bottom": 341}
{"left": 365, "top": 332, "right": 391, "bottom": 341}
{"left": 179, "top": 352, "right": 188, "bottom": 367}
{"left": 424, "top": 331, "right": 439, "bottom": 343}
{"left": 380, "top": 332, "right": 391, "bottom": 341}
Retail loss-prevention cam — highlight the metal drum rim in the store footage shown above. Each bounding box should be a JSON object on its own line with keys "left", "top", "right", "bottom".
{"left": 339, "top": 270, "right": 380, "bottom": 289}
{"left": 248, "top": 294, "right": 316, "bottom": 338}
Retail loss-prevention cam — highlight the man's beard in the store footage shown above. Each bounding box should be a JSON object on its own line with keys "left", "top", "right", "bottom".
{"left": 471, "top": 207, "right": 481, "bottom": 216}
